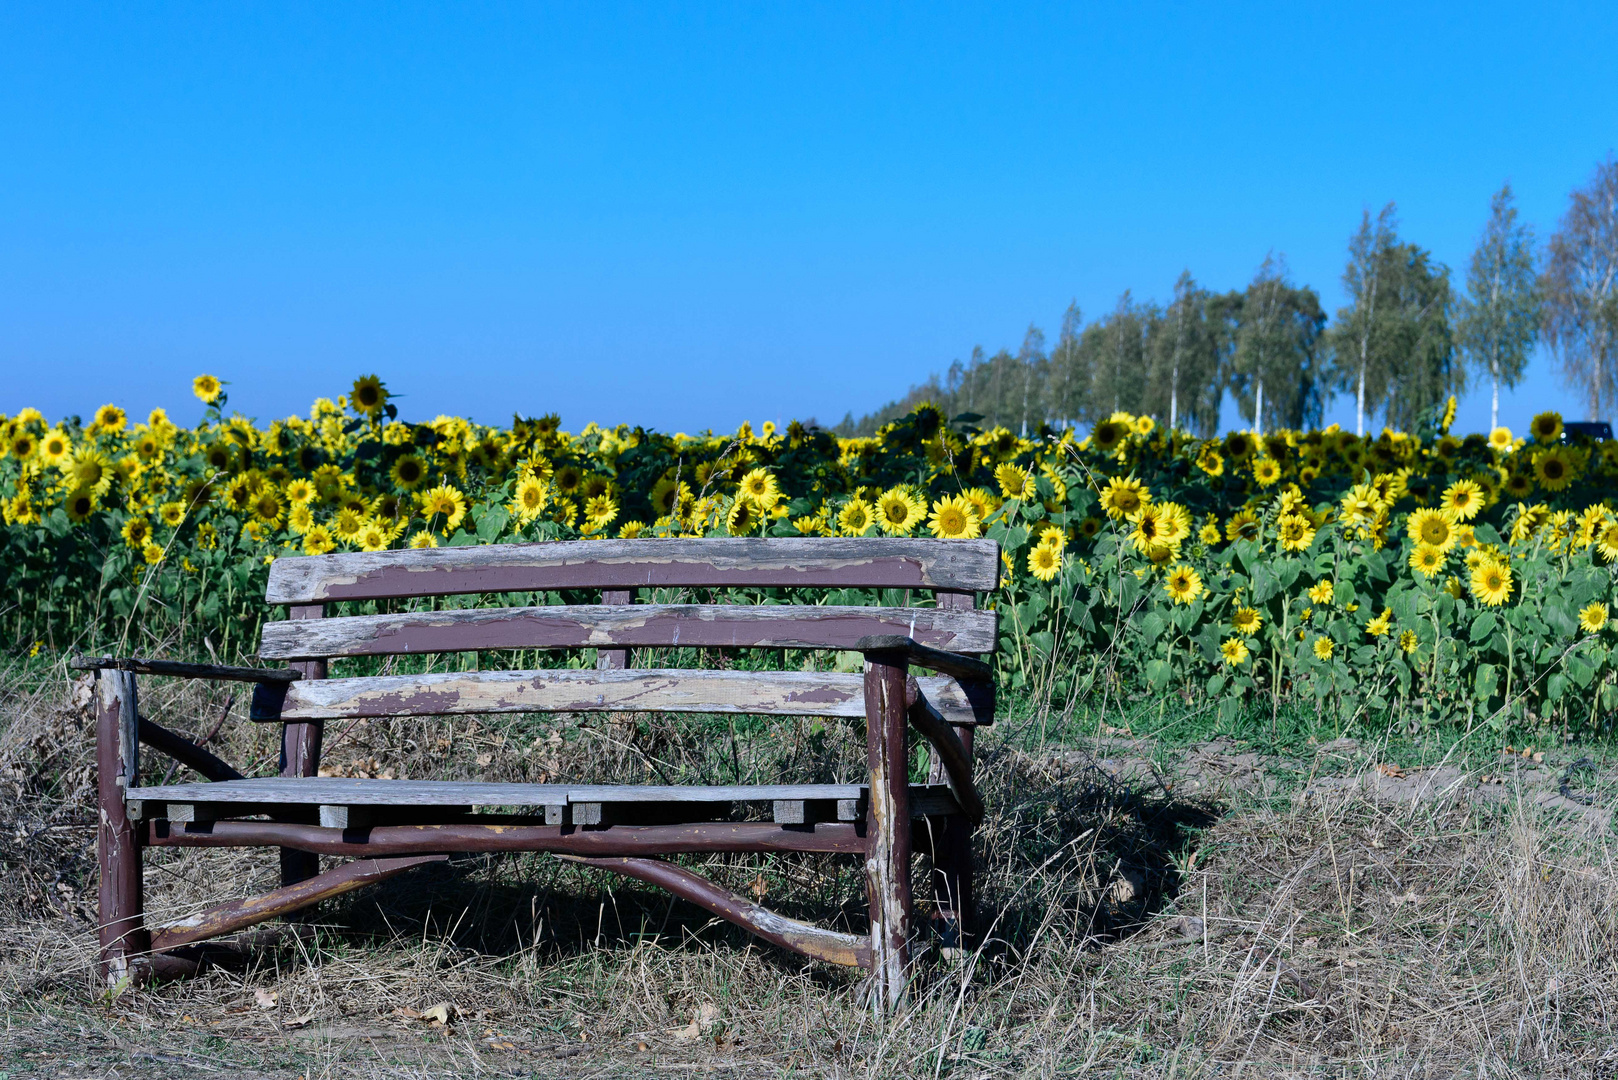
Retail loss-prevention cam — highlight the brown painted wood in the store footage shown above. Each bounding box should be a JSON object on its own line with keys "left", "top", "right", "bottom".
{"left": 597, "top": 588, "right": 632, "bottom": 670}
{"left": 280, "top": 603, "right": 326, "bottom": 889}
{"left": 149, "top": 855, "right": 446, "bottom": 952}
{"left": 904, "top": 682, "right": 983, "bottom": 824}
{"left": 927, "top": 589, "right": 977, "bottom": 937}
{"left": 863, "top": 655, "right": 912, "bottom": 1012}
{"left": 254, "top": 667, "right": 991, "bottom": 726}
{"left": 560, "top": 855, "right": 871, "bottom": 968}
{"left": 264, "top": 537, "right": 1001, "bottom": 603}
{"left": 72, "top": 655, "right": 301, "bottom": 683}
{"left": 855, "top": 635, "right": 995, "bottom": 684}
{"left": 97, "top": 668, "right": 151, "bottom": 985}
{"left": 148, "top": 819, "right": 868, "bottom": 856}
{"left": 137, "top": 718, "right": 245, "bottom": 783}
{"left": 258, "top": 603, "right": 996, "bottom": 661}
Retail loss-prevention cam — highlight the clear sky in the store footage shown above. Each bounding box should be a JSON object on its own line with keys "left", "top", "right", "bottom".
{"left": 3, "top": 3, "right": 1615, "bottom": 437}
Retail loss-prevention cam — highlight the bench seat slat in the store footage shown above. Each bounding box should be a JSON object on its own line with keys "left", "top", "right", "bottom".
{"left": 258, "top": 603, "right": 996, "bottom": 661}
{"left": 253, "top": 668, "right": 993, "bottom": 726}
{"left": 265, "top": 537, "right": 1000, "bottom": 603}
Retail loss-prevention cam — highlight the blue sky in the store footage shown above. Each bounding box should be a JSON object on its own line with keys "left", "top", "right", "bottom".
{"left": 3, "top": 3, "right": 1615, "bottom": 437}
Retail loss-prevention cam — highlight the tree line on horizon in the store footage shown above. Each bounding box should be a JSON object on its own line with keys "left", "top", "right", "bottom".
{"left": 834, "top": 156, "right": 1618, "bottom": 440}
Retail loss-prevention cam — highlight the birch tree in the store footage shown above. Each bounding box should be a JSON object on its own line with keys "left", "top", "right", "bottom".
{"left": 1326, "top": 204, "right": 1400, "bottom": 435}
{"left": 1457, "top": 184, "right": 1540, "bottom": 429}
{"left": 1542, "top": 156, "right": 1618, "bottom": 421}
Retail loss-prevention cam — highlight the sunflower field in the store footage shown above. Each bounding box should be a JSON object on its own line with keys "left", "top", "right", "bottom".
{"left": 4, "top": 374, "right": 1617, "bottom": 738}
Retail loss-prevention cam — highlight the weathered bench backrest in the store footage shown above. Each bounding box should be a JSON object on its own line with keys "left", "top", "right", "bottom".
{"left": 252, "top": 538, "right": 999, "bottom": 726}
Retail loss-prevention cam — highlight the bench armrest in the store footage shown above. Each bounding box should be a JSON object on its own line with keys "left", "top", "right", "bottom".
{"left": 854, "top": 635, "right": 993, "bottom": 685}
{"left": 72, "top": 656, "right": 302, "bottom": 685}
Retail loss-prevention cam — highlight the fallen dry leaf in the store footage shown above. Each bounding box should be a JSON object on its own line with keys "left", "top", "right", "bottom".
{"left": 420, "top": 1002, "right": 456, "bottom": 1026}
{"left": 253, "top": 988, "right": 277, "bottom": 1010}
{"left": 283, "top": 1012, "right": 316, "bottom": 1029}
{"left": 666, "top": 1002, "right": 719, "bottom": 1041}
{"left": 1375, "top": 762, "right": 1406, "bottom": 779}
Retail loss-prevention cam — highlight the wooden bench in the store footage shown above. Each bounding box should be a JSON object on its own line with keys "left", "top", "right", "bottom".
{"left": 78, "top": 537, "right": 998, "bottom": 1010}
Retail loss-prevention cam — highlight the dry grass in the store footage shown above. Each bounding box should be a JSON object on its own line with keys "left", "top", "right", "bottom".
{"left": 0, "top": 661, "right": 1615, "bottom": 1078}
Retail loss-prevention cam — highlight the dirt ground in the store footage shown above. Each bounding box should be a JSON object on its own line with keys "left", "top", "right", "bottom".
{"left": 1, "top": 671, "right": 1615, "bottom": 1078}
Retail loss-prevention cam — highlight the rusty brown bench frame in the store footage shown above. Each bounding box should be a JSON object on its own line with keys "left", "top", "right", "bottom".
{"left": 80, "top": 537, "right": 998, "bottom": 1011}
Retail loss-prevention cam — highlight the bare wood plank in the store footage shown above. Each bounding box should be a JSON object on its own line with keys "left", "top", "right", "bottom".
{"left": 149, "top": 856, "right": 446, "bottom": 953}
{"left": 148, "top": 819, "right": 868, "bottom": 856}
{"left": 856, "top": 635, "right": 995, "bottom": 685}
{"left": 265, "top": 537, "right": 1001, "bottom": 603}
{"left": 258, "top": 603, "right": 996, "bottom": 661}
{"left": 560, "top": 855, "right": 871, "bottom": 968}
{"left": 73, "top": 655, "right": 300, "bottom": 684}
{"left": 96, "top": 669, "right": 149, "bottom": 985}
{"left": 137, "top": 718, "right": 245, "bottom": 783}
{"left": 864, "top": 655, "right": 912, "bottom": 1011}
{"left": 256, "top": 668, "right": 990, "bottom": 726}
{"left": 597, "top": 588, "right": 632, "bottom": 670}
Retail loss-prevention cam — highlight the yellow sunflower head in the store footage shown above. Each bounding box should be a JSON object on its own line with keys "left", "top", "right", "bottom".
{"left": 1579, "top": 602, "right": 1609, "bottom": 634}
{"left": 1276, "top": 513, "right": 1316, "bottom": 553}
{"left": 726, "top": 496, "right": 762, "bottom": 536}
{"left": 837, "top": 497, "right": 874, "bottom": 537}
{"left": 1441, "top": 479, "right": 1484, "bottom": 521}
{"left": 1406, "top": 507, "right": 1459, "bottom": 551}
{"left": 1530, "top": 411, "right": 1563, "bottom": 444}
{"left": 738, "top": 468, "right": 781, "bottom": 508}
{"left": 1231, "top": 607, "right": 1262, "bottom": 634}
{"left": 510, "top": 475, "right": 551, "bottom": 524}
{"left": 1489, "top": 426, "right": 1514, "bottom": 452}
{"left": 1534, "top": 447, "right": 1575, "bottom": 492}
{"left": 1100, "top": 476, "right": 1150, "bottom": 520}
{"left": 351, "top": 375, "right": 388, "bottom": 417}
{"left": 1252, "top": 458, "right": 1281, "bottom": 487}
{"left": 192, "top": 374, "right": 222, "bottom": 404}
{"left": 41, "top": 429, "right": 72, "bottom": 466}
{"left": 1164, "top": 564, "right": 1203, "bottom": 605}
{"left": 1225, "top": 510, "right": 1261, "bottom": 544}
{"left": 1408, "top": 543, "right": 1445, "bottom": 578}
{"left": 1313, "top": 636, "right": 1334, "bottom": 661}
{"left": 928, "top": 495, "right": 981, "bottom": 540}
{"left": 302, "top": 525, "right": 336, "bottom": 555}
{"left": 1470, "top": 559, "right": 1513, "bottom": 607}
{"left": 994, "top": 462, "right": 1036, "bottom": 501}
{"left": 93, "top": 404, "right": 127, "bottom": 432}
{"left": 1220, "top": 638, "right": 1250, "bottom": 666}
{"left": 875, "top": 488, "right": 924, "bottom": 535}
{"left": 1027, "top": 540, "right": 1063, "bottom": 582}
{"left": 390, "top": 454, "right": 428, "bottom": 490}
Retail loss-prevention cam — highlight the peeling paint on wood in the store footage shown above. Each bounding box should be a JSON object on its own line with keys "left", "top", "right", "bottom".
{"left": 258, "top": 603, "right": 996, "bottom": 661}
{"left": 265, "top": 537, "right": 1000, "bottom": 603}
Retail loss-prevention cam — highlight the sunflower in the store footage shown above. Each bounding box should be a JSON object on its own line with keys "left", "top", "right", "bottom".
{"left": 875, "top": 488, "right": 924, "bottom": 535}
{"left": 1077, "top": 515, "right": 1103, "bottom": 540}
{"left": 1313, "top": 636, "right": 1334, "bottom": 661}
{"left": 1199, "top": 521, "right": 1222, "bottom": 545}
{"left": 1578, "top": 602, "right": 1609, "bottom": 633}
{"left": 93, "top": 404, "right": 127, "bottom": 432}
{"left": 1221, "top": 638, "right": 1250, "bottom": 666}
{"left": 390, "top": 454, "right": 428, "bottom": 491}
{"left": 1489, "top": 426, "right": 1514, "bottom": 452}
{"left": 1090, "top": 419, "right": 1128, "bottom": 454}
{"left": 1252, "top": 458, "right": 1282, "bottom": 487}
{"left": 286, "top": 503, "right": 314, "bottom": 534}
{"left": 726, "top": 497, "right": 762, "bottom": 535}
{"left": 1406, "top": 507, "right": 1459, "bottom": 552}
{"left": 302, "top": 525, "right": 336, "bottom": 555}
{"left": 142, "top": 541, "right": 165, "bottom": 565}
{"left": 1366, "top": 609, "right": 1392, "bottom": 637}
{"left": 1225, "top": 509, "right": 1261, "bottom": 543}
{"left": 1028, "top": 541, "right": 1063, "bottom": 582}
{"left": 1534, "top": 447, "right": 1575, "bottom": 492}
{"left": 1099, "top": 476, "right": 1150, "bottom": 520}
{"left": 928, "top": 495, "right": 981, "bottom": 540}
{"left": 1441, "top": 479, "right": 1484, "bottom": 521}
{"left": 1127, "top": 505, "right": 1170, "bottom": 554}
{"left": 1408, "top": 543, "right": 1445, "bottom": 578}
{"left": 1307, "top": 580, "right": 1334, "bottom": 604}
{"left": 158, "top": 501, "right": 187, "bottom": 528}
{"left": 1231, "top": 607, "right": 1262, "bottom": 634}
{"left": 63, "top": 489, "right": 96, "bottom": 523}
{"left": 1530, "top": 411, "right": 1562, "bottom": 443}
{"left": 1164, "top": 564, "right": 1204, "bottom": 605}
{"left": 737, "top": 468, "right": 781, "bottom": 508}
{"left": 192, "top": 374, "right": 222, "bottom": 403}
{"left": 510, "top": 476, "right": 550, "bottom": 524}
{"left": 1470, "top": 559, "right": 1513, "bottom": 606}
{"left": 1195, "top": 445, "right": 1225, "bottom": 477}
{"left": 838, "top": 498, "right": 875, "bottom": 536}
{"left": 420, "top": 485, "right": 468, "bottom": 531}
{"left": 7, "top": 430, "right": 37, "bottom": 461}
{"left": 407, "top": 531, "right": 439, "bottom": 549}
{"left": 40, "top": 429, "right": 71, "bottom": 467}
{"left": 67, "top": 447, "right": 114, "bottom": 496}
{"left": 1399, "top": 629, "right": 1419, "bottom": 654}
{"left": 120, "top": 516, "right": 153, "bottom": 550}
{"left": 251, "top": 488, "right": 285, "bottom": 529}
{"left": 963, "top": 487, "right": 1001, "bottom": 523}
{"left": 553, "top": 464, "right": 583, "bottom": 496}
{"left": 351, "top": 375, "right": 388, "bottom": 416}
{"left": 649, "top": 477, "right": 689, "bottom": 517}
{"left": 330, "top": 507, "right": 365, "bottom": 542}
{"left": 1223, "top": 431, "right": 1255, "bottom": 462}
{"left": 1599, "top": 522, "right": 1618, "bottom": 562}
{"left": 357, "top": 522, "right": 389, "bottom": 552}
{"left": 994, "top": 462, "right": 1036, "bottom": 500}
{"left": 1277, "top": 513, "right": 1316, "bottom": 552}
{"left": 582, "top": 494, "right": 618, "bottom": 533}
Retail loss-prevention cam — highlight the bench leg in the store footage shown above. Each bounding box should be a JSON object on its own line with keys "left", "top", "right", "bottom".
{"left": 280, "top": 604, "right": 327, "bottom": 888}
{"left": 97, "top": 669, "right": 151, "bottom": 984}
{"left": 863, "top": 654, "right": 912, "bottom": 1014}
{"left": 929, "top": 726, "right": 975, "bottom": 945}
